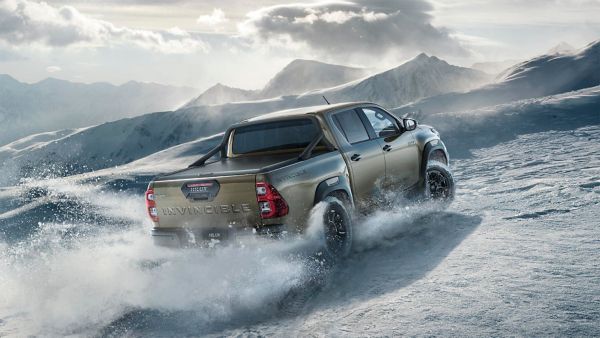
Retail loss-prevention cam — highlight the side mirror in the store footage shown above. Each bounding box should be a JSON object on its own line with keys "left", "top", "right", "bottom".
{"left": 403, "top": 118, "right": 417, "bottom": 131}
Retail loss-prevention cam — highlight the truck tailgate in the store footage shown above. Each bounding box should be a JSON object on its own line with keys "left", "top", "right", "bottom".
{"left": 152, "top": 174, "right": 260, "bottom": 230}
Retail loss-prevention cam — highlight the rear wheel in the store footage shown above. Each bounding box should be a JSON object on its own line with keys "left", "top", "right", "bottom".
{"left": 425, "top": 161, "right": 455, "bottom": 202}
{"left": 322, "top": 196, "right": 352, "bottom": 258}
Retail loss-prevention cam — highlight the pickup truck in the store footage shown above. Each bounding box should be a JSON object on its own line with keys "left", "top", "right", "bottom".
{"left": 145, "top": 102, "right": 454, "bottom": 256}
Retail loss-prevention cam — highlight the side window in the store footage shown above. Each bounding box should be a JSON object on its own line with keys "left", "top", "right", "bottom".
{"left": 361, "top": 108, "right": 399, "bottom": 138}
{"left": 333, "top": 110, "right": 369, "bottom": 144}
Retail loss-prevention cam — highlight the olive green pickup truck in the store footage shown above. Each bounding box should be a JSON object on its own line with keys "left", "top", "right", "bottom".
{"left": 145, "top": 102, "right": 454, "bottom": 256}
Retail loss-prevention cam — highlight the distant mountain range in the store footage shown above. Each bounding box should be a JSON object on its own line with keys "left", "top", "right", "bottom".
{"left": 260, "top": 59, "right": 367, "bottom": 98}
{"left": 311, "top": 53, "right": 491, "bottom": 108}
{"left": 182, "top": 59, "right": 368, "bottom": 107}
{"left": 184, "top": 83, "right": 259, "bottom": 106}
{"left": 398, "top": 39, "right": 600, "bottom": 115}
{"left": 0, "top": 77, "right": 198, "bottom": 145}
{"left": 183, "top": 56, "right": 490, "bottom": 109}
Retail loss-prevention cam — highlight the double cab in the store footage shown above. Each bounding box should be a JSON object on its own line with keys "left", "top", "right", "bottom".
{"left": 145, "top": 102, "right": 454, "bottom": 256}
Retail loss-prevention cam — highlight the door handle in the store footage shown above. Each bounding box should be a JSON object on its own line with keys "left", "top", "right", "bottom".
{"left": 350, "top": 153, "right": 361, "bottom": 161}
{"left": 383, "top": 144, "right": 392, "bottom": 152}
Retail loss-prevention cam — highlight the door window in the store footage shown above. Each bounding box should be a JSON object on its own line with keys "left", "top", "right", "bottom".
{"left": 361, "top": 108, "right": 399, "bottom": 138}
{"left": 333, "top": 110, "right": 370, "bottom": 144}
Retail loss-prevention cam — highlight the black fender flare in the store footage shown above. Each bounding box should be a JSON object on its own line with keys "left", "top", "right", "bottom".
{"left": 314, "top": 175, "right": 354, "bottom": 208}
{"left": 420, "top": 139, "right": 449, "bottom": 186}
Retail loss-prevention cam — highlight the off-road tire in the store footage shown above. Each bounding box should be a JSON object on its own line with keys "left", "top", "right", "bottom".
{"left": 322, "top": 196, "right": 353, "bottom": 258}
{"left": 425, "top": 161, "right": 455, "bottom": 203}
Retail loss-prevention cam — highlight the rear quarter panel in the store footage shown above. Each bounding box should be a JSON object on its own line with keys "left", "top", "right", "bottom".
{"left": 261, "top": 151, "right": 348, "bottom": 233}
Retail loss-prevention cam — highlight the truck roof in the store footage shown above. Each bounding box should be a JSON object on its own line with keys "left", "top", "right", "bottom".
{"left": 243, "top": 101, "right": 371, "bottom": 123}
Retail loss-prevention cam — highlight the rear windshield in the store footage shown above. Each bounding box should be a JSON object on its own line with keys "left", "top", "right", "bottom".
{"left": 232, "top": 119, "right": 319, "bottom": 155}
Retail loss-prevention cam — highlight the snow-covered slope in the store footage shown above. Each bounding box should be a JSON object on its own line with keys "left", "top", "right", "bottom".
{"left": 182, "top": 83, "right": 258, "bottom": 107}
{"left": 407, "top": 86, "right": 600, "bottom": 157}
{"left": 398, "top": 40, "right": 600, "bottom": 114}
{"left": 260, "top": 59, "right": 366, "bottom": 99}
{"left": 319, "top": 53, "right": 491, "bottom": 107}
{"left": 0, "top": 76, "right": 197, "bottom": 145}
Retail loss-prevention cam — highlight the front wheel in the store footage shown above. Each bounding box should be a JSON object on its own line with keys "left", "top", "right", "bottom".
{"left": 425, "top": 161, "right": 455, "bottom": 202}
{"left": 321, "top": 196, "right": 353, "bottom": 258}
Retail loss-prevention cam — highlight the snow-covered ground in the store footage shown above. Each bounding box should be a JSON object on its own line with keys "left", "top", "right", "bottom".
{"left": 0, "top": 122, "right": 598, "bottom": 336}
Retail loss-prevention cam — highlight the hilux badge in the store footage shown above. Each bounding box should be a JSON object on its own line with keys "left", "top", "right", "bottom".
{"left": 181, "top": 180, "right": 220, "bottom": 201}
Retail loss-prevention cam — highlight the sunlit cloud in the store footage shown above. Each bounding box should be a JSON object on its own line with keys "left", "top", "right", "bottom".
{"left": 0, "top": 0, "right": 208, "bottom": 54}
{"left": 239, "top": 0, "right": 469, "bottom": 60}
{"left": 196, "top": 8, "right": 229, "bottom": 31}
{"left": 46, "top": 65, "right": 62, "bottom": 73}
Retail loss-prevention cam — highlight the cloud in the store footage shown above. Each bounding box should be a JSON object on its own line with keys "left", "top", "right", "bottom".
{"left": 0, "top": 0, "right": 207, "bottom": 54}
{"left": 46, "top": 65, "right": 61, "bottom": 73}
{"left": 0, "top": 47, "right": 24, "bottom": 61}
{"left": 240, "top": 0, "right": 468, "bottom": 59}
{"left": 197, "top": 8, "right": 229, "bottom": 29}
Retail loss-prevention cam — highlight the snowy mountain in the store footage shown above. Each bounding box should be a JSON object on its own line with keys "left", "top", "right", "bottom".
{"left": 398, "top": 40, "right": 600, "bottom": 114}
{"left": 317, "top": 53, "right": 491, "bottom": 107}
{"left": 259, "top": 59, "right": 367, "bottom": 98}
{"left": 181, "top": 55, "right": 488, "bottom": 111}
{"left": 0, "top": 76, "right": 197, "bottom": 145}
{"left": 183, "top": 59, "right": 367, "bottom": 108}
{"left": 182, "top": 83, "right": 258, "bottom": 107}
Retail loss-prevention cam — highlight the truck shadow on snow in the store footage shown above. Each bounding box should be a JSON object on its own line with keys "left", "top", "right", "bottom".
{"left": 277, "top": 210, "right": 483, "bottom": 318}
{"left": 312, "top": 211, "right": 482, "bottom": 310}
{"left": 101, "top": 211, "right": 481, "bottom": 337}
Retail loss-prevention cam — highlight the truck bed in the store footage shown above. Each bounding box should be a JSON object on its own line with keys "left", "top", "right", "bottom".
{"left": 154, "top": 153, "right": 303, "bottom": 182}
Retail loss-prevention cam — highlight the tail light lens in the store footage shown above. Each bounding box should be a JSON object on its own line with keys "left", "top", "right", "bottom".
{"left": 145, "top": 188, "right": 159, "bottom": 222}
{"left": 256, "top": 182, "right": 289, "bottom": 219}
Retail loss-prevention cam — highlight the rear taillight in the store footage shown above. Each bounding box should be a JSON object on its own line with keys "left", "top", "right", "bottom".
{"left": 145, "top": 188, "right": 159, "bottom": 222}
{"left": 256, "top": 182, "right": 289, "bottom": 219}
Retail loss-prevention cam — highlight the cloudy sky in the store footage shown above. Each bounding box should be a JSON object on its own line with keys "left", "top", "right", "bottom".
{"left": 0, "top": 0, "right": 599, "bottom": 90}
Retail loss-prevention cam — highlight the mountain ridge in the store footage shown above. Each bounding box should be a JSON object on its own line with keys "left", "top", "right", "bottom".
{"left": 183, "top": 59, "right": 368, "bottom": 108}
{"left": 315, "top": 53, "right": 491, "bottom": 107}
{"left": 0, "top": 76, "right": 198, "bottom": 145}
{"left": 398, "top": 39, "right": 600, "bottom": 114}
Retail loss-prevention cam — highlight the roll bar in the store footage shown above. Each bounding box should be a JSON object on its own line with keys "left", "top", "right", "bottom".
{"left": 188, "top": 116, "right": 335, "bottom": 168}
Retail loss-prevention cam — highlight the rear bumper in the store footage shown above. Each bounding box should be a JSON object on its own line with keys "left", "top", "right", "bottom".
{"left": 151, "top": 224, "right": 289, "bottom": 248}
{"left": 151, "top": 228, "right": 181, "bottom": 248}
